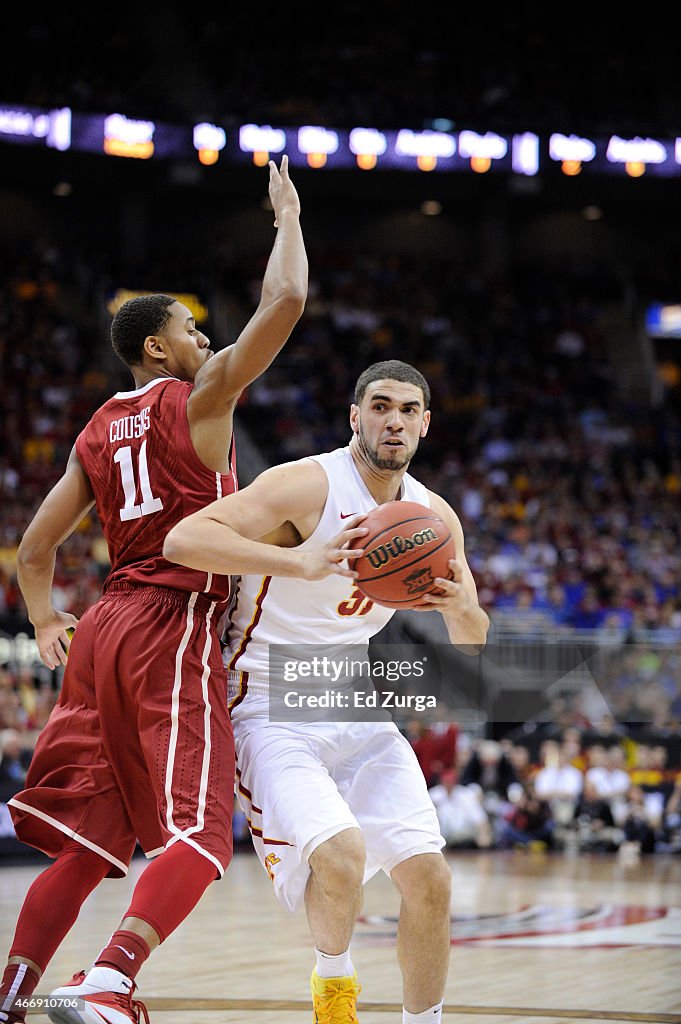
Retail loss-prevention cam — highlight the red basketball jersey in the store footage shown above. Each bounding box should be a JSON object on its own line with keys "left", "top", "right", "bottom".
{"left": 75, "top": 376, "right": 236, "bottom": 603}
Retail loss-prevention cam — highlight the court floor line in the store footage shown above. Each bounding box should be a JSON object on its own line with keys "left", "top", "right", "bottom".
{"left": 125, "top": 998, "right": 681, "bottom": 1023}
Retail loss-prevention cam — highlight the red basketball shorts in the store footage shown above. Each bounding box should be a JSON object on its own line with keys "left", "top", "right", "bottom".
{"left": 9, "top": 584, "right": 234, "bottom": 878}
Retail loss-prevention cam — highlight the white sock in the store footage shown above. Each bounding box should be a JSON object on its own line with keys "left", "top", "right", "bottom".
{"left": 403, "top": 1001, "right": 443, "bottom": 1024}
{"left": 315, "top": 948, "right": 354, "bottom": 979}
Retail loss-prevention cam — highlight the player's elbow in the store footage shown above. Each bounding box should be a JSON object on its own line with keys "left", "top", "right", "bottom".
{"left": 277, "top": 287, "right": 307, "bottom": 323}
{"left": 17, "top": 533, "right": 55, "bottom": 574}
{"left": 163, "top": 524, "right": 192, "bottom": 566}
{"left": 264, "top": 280, "right": 307, "bottom": 324}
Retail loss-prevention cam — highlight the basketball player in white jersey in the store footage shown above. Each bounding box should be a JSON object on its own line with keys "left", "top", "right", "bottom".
{"left": 163, "top": 359, "right": 489, "bottom": 1024}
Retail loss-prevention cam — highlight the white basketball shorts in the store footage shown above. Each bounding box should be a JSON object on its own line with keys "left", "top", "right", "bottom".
{"left": 231, "top": 696, "right": 445, "bottom": 913}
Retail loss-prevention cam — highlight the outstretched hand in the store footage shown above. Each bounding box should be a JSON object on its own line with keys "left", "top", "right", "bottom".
{"left": 300, "top": 514, "right": 368, "bottom": 581}
{"left": 33, "top": 611, "right": 79, "bottom": 670}
{"left": 269, "top": 154, "right": 301, "bottom": 227}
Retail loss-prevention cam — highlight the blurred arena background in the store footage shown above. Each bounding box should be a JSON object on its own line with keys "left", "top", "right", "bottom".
{"left": 1, "top": 7, "right": 680, "bottom": 870}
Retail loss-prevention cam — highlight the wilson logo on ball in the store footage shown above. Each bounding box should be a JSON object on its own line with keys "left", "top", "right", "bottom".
{"left": 365, "top": 527, "right": 439, "bottom": 569}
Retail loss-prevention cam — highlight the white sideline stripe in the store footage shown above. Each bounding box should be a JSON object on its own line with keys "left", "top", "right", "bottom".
{"left": 165, "top": 593, "right": 198, "bottom": 833}
{"left": 165, "top": 595, "right": 223, "bottom": 873}
{"left": 182, "top": 602, "right": 216, "bottom": 841}
{"left": 166, "top": 832, "right": 225, "bottom": 876}
{"left": 7, "top": 799, "right": 129, "bottom": 875}
{"left": 1, "top": 961, "right": 27, "bottom": 1012}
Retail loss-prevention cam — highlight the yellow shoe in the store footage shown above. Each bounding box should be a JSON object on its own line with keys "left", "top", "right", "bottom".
{"left": 311, "top": 969, "right": 361, "bottom": 1024}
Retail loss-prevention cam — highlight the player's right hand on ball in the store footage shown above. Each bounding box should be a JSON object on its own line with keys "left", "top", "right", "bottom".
{"left": 300, "top": 515, "right": 368, "bottom": 580}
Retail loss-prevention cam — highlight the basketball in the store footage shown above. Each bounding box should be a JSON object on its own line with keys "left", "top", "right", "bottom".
{"left": 349, "top": 500, "right": 456, "bottom": 609}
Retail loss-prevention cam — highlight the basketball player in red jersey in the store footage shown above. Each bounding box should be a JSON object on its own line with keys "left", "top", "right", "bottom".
{"left": 0, "top": 156, "right": 307, "bottom": 1024}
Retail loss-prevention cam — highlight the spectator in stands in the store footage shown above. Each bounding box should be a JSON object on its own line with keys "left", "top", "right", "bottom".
{"left": 506, "top": 743, "right": 536, "bottom": 789}
{"left": 620, "top": 785, "right": 661, "bottom": 856}
{"left": 606, "top": 744, "right": 632, "bottom": 794}
{"left": 531, "top": 697, "right": 589, "bottom": 745}
{"left": 404, "top": 719, "right": 458, "bottom": 788}
{"left": 0, "top": 729, "right": 32, "bottom": 803}
{"left": 534, "top": 583, "right": 571, "bottom": 628}
{"left": 583, "top": 713, "right": 629, "bottom": 750}
{"left": 560, "top": 726, "right": 587, "bottom": 772}
{"left": 0, "top": 680, "right": 24, "bottom": 734}
{"left": 654, "top": 771, "right": 681, "bottom": 853}
{"left": 658, "top": 772, "right": 681, "bottom": 853}
{"left": 629, "top": 743, "right": 668, "bottom": 819}
{"left": 460, "top": 739, "right": 519, "bottom": 828}
{"left": 573, "top": 778, "right": 622, "bottom": 852}
{"left": 566, "top": 586, "right": 606, "bottom": 630}
{"left": 496, "top": 783, "right": 554, "bottom": 850}
{"left": 584, "top": 743, "right": 632, "bottom": 826}
{"left": 583, "top": 744, "right": 611, "bottom": 796}
{"left": 533, "top": 740, "right": 583, "bottom": 839}
{"left": 428, "top": 769, "right": 493, "bottom": 849}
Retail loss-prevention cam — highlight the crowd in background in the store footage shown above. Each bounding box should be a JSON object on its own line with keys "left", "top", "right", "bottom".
{"left": 4, "top": 235, "right": 680, "bottom": 642}
{"left": 2, "top": 10, "right": 681, "bottom": 875}
{"left": 3, "top": 698, "right": 681, "bottom": 857}
{"left": 2, "top": 149, "right": 681, "bottom": 860}
{"left": 405, "top": 716, "right": 681, "bottom": 858}
{"left": 235, "top": 244, "right": 681, "bottom": 646}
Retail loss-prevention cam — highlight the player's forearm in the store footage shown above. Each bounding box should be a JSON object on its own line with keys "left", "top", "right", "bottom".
{"left": 16, "top": 545, "right": 58, "bottom": 627}
{"left": 259, "top": 208, "right": 308, "bottom": 311}
{"left": 443, "top": 603, "right": 490, "bottom": 653}
{"left": 203, "top": 210, "right": 308, "bottom": 397}
{"left": 164, "top": 517, "right": 306, "bottom": 578}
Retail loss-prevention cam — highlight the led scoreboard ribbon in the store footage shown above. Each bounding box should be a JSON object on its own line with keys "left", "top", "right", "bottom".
{"left": 2, "top": 102, "right": 681, "bottom": 179}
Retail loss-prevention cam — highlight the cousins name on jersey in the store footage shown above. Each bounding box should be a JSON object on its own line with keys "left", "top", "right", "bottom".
{"left": 109, "top": 407, "right": 151, "bottom": 443}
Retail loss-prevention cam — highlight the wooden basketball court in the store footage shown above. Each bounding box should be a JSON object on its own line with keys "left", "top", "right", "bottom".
{"left": 1, "top": 848, "right": 679, "bottom": 1024}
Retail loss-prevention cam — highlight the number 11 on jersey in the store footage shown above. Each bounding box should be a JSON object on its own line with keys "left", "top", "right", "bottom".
{"left": 114, "top": 441, "right": 164, "bottom": 521}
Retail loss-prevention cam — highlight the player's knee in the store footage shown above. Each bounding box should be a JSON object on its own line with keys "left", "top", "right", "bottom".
{"left": 393, "top": 851, "right": 452, "bottom": 911}
{"left": 423, "top": 854, "right": 452, "bottom": 910}
{"left": 309, "top": 827, "right": 365, "bottom": 893}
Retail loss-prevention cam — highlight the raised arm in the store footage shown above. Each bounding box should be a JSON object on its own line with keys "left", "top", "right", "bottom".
{"left": 415, "top": 490, "right": 490, "bottom": 652}
{"left": 186, "top": 155, "right": 307, "bottom": 472}
{"left": 16, "top": 446, "right": 96, "bottom": 668}
{"left": 188, "top": 155, "right": 307, "bottom": 413}
{"left": 163, "top": 459, "right": 367, "bottom": 581}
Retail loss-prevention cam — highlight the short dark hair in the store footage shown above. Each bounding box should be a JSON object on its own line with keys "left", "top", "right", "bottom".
{"left": 354, "top": 360, "right": 430, "bottom": 409}
{"left": 110, "top": 294, "right": 176, "bottom": 367}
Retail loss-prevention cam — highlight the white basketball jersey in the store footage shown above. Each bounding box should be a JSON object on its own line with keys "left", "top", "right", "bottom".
{"left": 224, "top": 445, "right": 430, "bottom": 706}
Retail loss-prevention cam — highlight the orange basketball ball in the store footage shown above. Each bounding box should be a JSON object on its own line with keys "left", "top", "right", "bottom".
{"left": 350, "top": 500, "right": 455, "bottom": 609}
